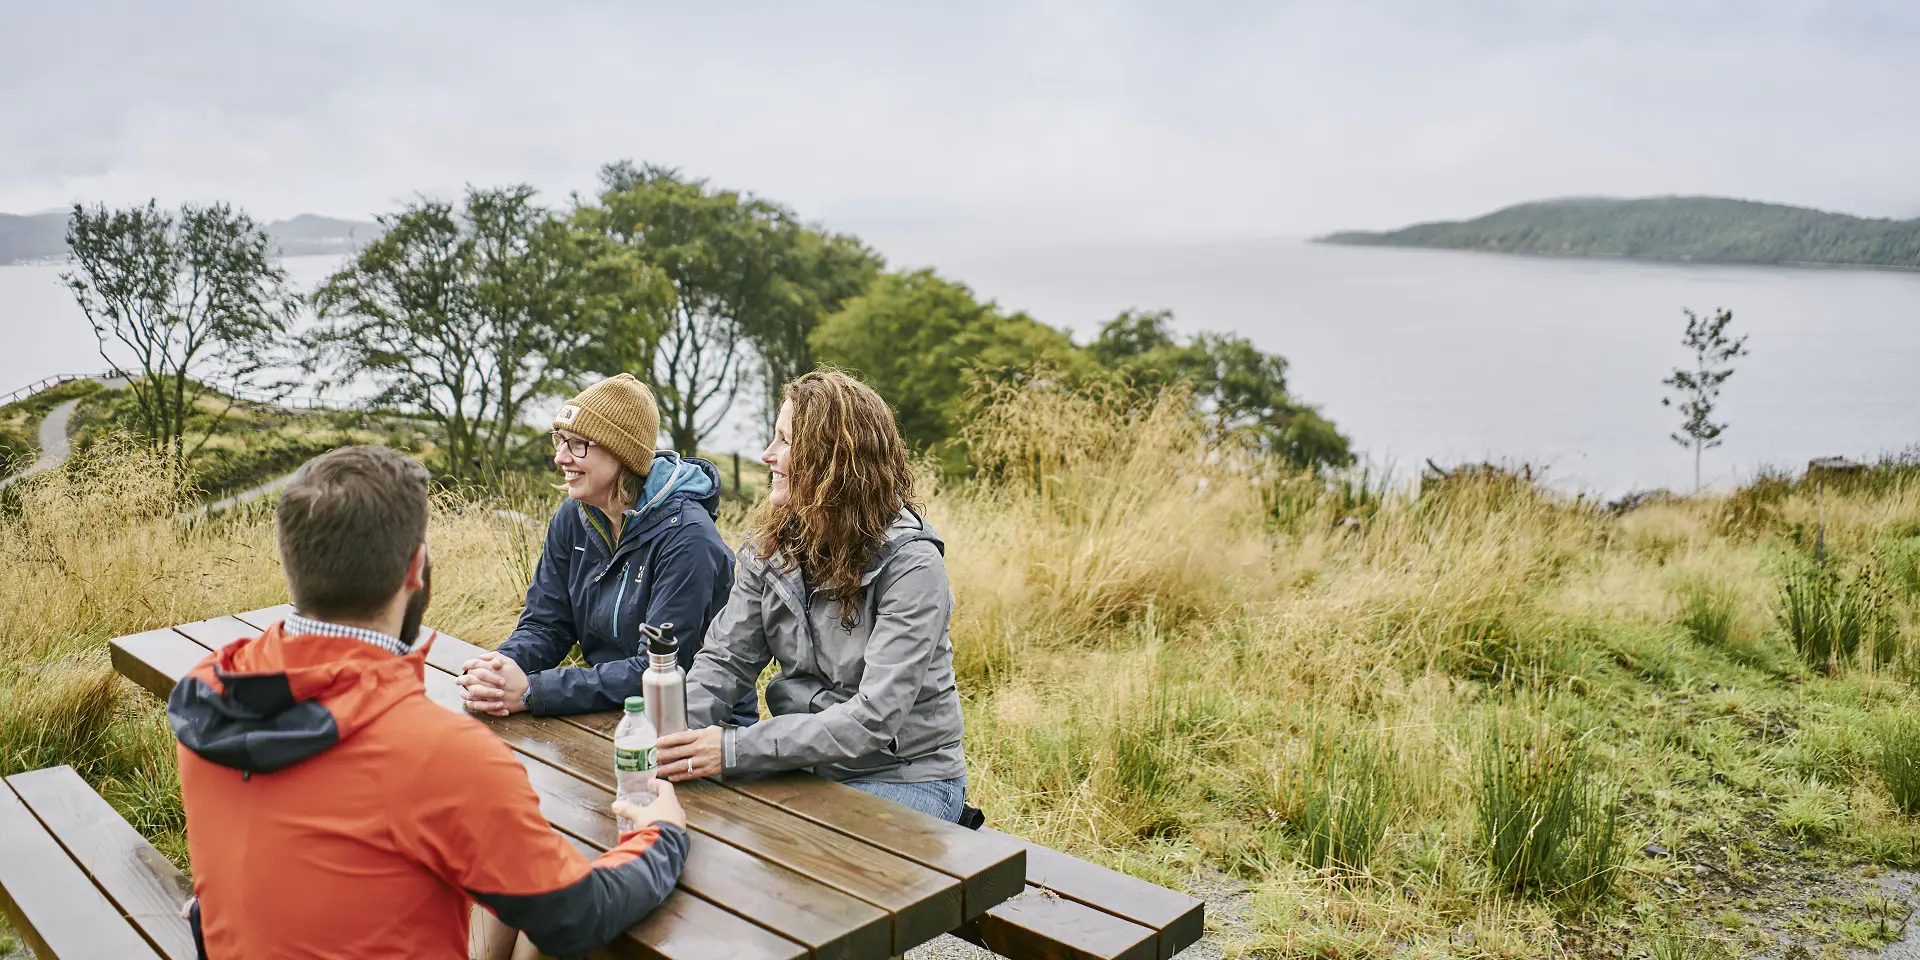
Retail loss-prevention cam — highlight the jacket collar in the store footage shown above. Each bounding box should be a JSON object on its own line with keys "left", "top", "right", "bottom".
{"left": 168, "top": 622, "right": 436, "bottom": 774}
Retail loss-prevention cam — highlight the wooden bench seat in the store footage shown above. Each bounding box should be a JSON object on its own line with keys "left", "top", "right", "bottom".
{"left": 0, "top": 765, "right": 192, "bottom": 959}
{"left": 954, "top": 830, "right": 1204, "bottom": 960}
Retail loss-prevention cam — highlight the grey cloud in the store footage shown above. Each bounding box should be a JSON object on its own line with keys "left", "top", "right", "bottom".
{"left": 0, "top": 0, "right": 1913, "bottom": 237}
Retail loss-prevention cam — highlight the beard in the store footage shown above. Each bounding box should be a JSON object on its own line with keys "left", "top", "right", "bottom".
{"left": 400, "top": 558, "right": 433, "bottom": 649}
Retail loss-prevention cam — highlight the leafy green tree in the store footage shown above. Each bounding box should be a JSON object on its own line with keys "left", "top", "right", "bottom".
{"left": 1662, "top": 307, "right": 1748, "bottom": 492}
{"left": 1090, "top": 310, "right": 1351, "bottom": 469}
{"left": 587, "top": 163, "right": 878, "bottom": 452}
{"left": 811, "top": 269, "right": 1082, "bottom": 465}
{"left": 63, "top": 201, "right": 295, "bottom": 466}
{"left": 752, "top": 227, "right": 880, "bottom": 425}
{"left": 313, "top": 186, "right": 656, "bottom": 481}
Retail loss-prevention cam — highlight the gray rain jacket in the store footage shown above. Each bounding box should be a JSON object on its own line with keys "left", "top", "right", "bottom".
{"left": 684, "top": 507, "right": 965, "bottom": 784}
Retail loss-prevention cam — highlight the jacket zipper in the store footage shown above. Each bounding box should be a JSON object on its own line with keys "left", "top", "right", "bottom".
{"left": 611, "top": 560, "right": 630, "bottom": 646}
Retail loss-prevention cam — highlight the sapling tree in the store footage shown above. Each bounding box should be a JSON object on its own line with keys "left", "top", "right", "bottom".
{"left": 1662, "top": 307, "right": 1748, "bottom": 492}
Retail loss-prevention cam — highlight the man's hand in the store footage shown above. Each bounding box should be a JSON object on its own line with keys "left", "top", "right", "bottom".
{"left": 457, "top": 652, "right": 529, "bottom": 717}
{"left": 611, "top": 780, "right": 687, "bottom": 831}
{"left": 655, "top": 727, "right": 724, "bottom": 781}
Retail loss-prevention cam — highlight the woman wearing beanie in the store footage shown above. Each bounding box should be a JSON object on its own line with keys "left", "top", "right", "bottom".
{"left": 656, "top": 371, "right": 969, "bottom": 822}
{"left": 456, "top": 373, "right": 759, "bottom": 724}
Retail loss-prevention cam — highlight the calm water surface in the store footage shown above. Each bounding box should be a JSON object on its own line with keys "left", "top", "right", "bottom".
{"left": 5, "top": 240, "right": 1916, "bottom": 495}
{"left": 875, "top": 234, "right": 1920, "bottom": 495}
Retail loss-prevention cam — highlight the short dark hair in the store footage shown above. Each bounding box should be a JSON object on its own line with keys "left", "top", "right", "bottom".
{"left": 276, "top": 446, "right": 430, "bottom": 619}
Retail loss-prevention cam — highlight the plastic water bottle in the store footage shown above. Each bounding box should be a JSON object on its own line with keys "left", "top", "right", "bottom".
{"left": 614, "top": 696, "right": 658, "bottom": 831}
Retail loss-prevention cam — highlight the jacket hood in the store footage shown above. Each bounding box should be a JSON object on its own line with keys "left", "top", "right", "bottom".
{"left": 861, "top": 507, "right": 944, "bottom": 585}
{"left": 167, "top": 623, "right": 435, "bottom": 774}
{"left": 629, "top": 453, "right": 721, "bottom": 524}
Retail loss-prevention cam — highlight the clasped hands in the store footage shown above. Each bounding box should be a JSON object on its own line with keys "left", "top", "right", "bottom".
{"left": 457, "top": 651, "right": 529, "bottom": 716}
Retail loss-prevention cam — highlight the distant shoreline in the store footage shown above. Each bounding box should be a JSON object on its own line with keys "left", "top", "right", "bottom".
{"left": 1320, "top": 195, "right": 1920, "bottom": 274}
{"left": 1313, "top": 236, "right": 1920, "bottom": 275}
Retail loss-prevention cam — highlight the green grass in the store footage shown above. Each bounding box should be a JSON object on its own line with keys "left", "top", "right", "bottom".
{"left": 1674, "top": 575, "right": 1740, "bottom": 648}
{"left": 1475, "top": 721, "right": 1619, "bottom": 904}
{"left": 1878, "top": 717, "right": 1920, "bottom": 817}
{"left": 1295, "top": 730, "right": 1395, "bottom": 874}
{"left": 1777, "top": 563, "right": 1899, "bottom": 674}
{"left": 5, "top": 382, "right": 1920, "bottom": 958}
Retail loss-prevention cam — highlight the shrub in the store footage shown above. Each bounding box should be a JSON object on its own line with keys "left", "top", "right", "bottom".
{"left": 1295, "top": 731, "right": 1396, "bottom": 875}
{"left": 1673, "top": 576, "right": 1739, "bottom": 648}
{"left": 1476, "top": 722, "right": 1619, "bottom": 903}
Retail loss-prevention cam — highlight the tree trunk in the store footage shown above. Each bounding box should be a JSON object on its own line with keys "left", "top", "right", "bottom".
{"left": 1693, "top": 441, "right": 1703, "bottom": 494}
{"left": 669, "top": 420, "right": 698, "bottom": 457}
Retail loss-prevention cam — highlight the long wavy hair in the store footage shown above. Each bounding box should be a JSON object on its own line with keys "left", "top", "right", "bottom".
{"left": 749, "top": 370, "right": 920, "bottom": 630}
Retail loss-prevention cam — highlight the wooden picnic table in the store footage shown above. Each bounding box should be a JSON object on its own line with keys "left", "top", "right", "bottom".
{"left": 110, "top": 606, "right": 1030, "bottom": 960}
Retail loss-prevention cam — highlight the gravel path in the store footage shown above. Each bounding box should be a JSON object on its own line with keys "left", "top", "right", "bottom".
{"left": 0, "top": 397, "right": 79, "bottom": 491}
{"left": 193, "top": 471, "right": 298, "bottom": 517}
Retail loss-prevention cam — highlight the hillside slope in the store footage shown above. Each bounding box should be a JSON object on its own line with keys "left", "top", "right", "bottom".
{"left": 0, "top": 210, "right": 379, "bottom": 265}
{"left": 1320, "top": 196, "right": 1920, "bottom": 269}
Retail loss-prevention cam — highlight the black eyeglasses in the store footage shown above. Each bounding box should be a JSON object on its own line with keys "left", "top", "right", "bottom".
{"left": 550, "top": 432, "right": 598, "bottom": 458}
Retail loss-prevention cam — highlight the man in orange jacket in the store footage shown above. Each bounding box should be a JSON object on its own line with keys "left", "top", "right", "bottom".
{"left": 168, "top": 445, "right": 688, "bottom": 959}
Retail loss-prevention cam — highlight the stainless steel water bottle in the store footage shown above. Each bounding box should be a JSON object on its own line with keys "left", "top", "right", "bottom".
{"left": 641, "top": 622, "right": 688, "bottom": 738}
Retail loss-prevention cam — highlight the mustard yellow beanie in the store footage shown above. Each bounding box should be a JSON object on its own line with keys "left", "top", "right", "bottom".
{"left": 552, "top": 374, "right": 658, "bottom": 476}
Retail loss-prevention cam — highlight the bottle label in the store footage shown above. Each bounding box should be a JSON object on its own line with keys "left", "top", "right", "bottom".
{"left": 615, "top": 745, "right": 655, "bottom": 772}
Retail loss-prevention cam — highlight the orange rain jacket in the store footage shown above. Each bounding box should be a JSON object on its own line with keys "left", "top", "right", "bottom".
{"left": 168, "top": 623, "right": 686, "bottom": 959}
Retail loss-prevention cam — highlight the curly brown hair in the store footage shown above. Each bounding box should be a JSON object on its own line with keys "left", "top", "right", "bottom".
{"left": 750, "top": 370, "right": 920, "bottom": 630}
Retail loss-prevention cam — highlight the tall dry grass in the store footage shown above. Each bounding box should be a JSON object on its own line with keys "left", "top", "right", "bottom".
{"left": 6, "top": 391, "right": 1920, "bottom": 957}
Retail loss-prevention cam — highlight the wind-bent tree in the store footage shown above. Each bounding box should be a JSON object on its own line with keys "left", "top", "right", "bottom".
{"left": 1090, "top": 309, "right": 1352, "bottom": 470}
{"left": 1661, "top": 307, "right": 1748, "bottom": 492}
{"left": 313, "top": 186, "right": 659, "bottom": 481}
{"left": 587, "top": 162, "right": 877, "bottom": 452}
{"left": 63, "top": 201, "right": 295, "bottom": 466}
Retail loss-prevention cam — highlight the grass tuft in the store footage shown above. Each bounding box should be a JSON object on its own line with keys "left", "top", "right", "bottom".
{"left": 1673, "top": 575, "right": 1739, "bottom": 648}
{"left": 1295, "top": 730, "right": 1396, "bottom": 875}
{"left": 1879, "top": 717, "right": 1920, "bottom": 817}
{"left": 1475, "top": 721, "right": 1619, "bottom": 904}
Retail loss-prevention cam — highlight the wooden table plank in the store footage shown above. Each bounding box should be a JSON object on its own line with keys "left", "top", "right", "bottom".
{"left": 514, "top": 753, "right": 892, "bottom": 960}
{"left": 678, "top": 781, "right": 962, "bottom": 953}
{"left": 0, "top": 780, "right": 163, "bottom": 959}
{"left": 953, "top": 886, "right": 1157, "bottom": 960}
{"left": 171, "top": 614, "right": 260, "bottom": 650}
{"left": 6, "top": 766, "right": 196, "bottom": 960}
{"left": 235, "top": 603, "right": 294, "bottom": 627}
{"left": 980, "top": 829, "right": 1203, "bottom": 960}
{"left": 111, "top": 627, "right": 211, "bottom": 699}
{"left": 134, "top": 623, "right": 810, "bottom": 960}
{"left": 732, "top": 773, "right": 1024, "bottom": 920}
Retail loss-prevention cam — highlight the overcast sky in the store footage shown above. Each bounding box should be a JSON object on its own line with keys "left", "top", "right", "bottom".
{"left": 2, "top": 0, "right": 1915, "bottom": 245}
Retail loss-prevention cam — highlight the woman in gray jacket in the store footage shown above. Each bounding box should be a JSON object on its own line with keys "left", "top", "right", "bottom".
{"left": 655, "top": 371, "right": 967, "bottom": 821}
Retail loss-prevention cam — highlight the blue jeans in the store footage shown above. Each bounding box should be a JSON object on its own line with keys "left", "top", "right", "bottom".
{"left": 843, "top": 776, "right": 967, "bottom": 822}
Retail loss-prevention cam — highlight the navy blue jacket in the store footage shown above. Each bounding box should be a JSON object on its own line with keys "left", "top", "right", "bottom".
{"left": 498, "top": 454, "right": 758, "bottom": 723}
